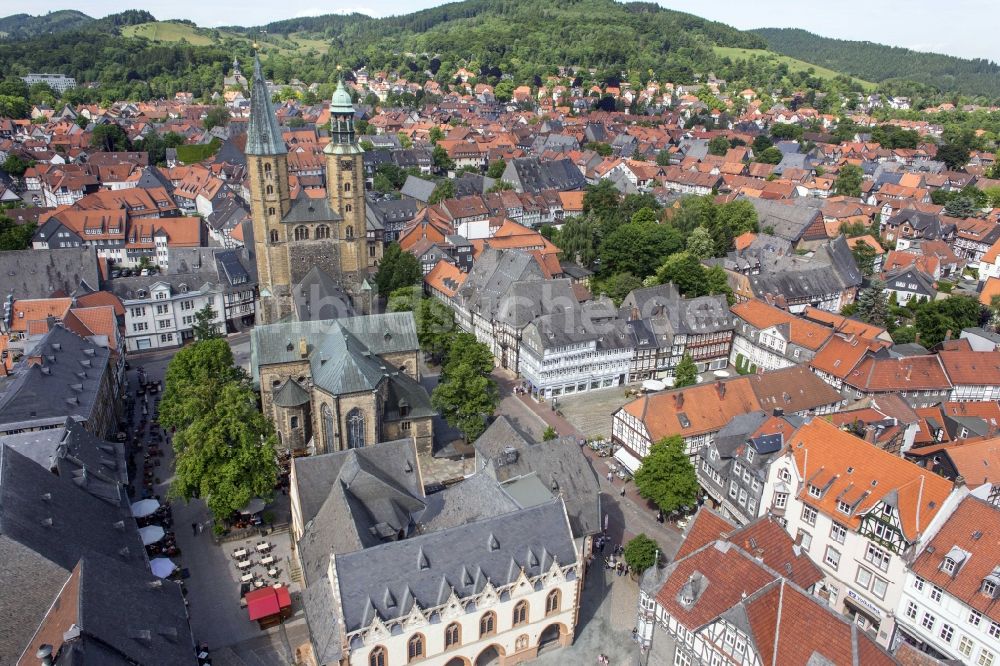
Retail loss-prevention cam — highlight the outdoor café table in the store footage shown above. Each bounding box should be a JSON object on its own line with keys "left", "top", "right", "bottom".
{"left": 256, "top": 542, "right": 271, "bottom": 552}
{"left": 268, "top": 567, "right": 278, "bottom": 577}
{"left": 254, "top": 580, "right": 265, "bottom": 588}
{"left": 233, "top": 548, "right": 248, "bottom": 559}
{"left": 237, "top": 560, "right": 252, "bottom": 570}
{"left": 260, "top": 555, "right": 275, "bottom": 566}
{"left": 240, "top": 573, "right": 253, "bottom": 583}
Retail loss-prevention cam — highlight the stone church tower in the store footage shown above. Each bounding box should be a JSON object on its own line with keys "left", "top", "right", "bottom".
{"left": 247, "top": 56, "right": 376, "bottom": 323}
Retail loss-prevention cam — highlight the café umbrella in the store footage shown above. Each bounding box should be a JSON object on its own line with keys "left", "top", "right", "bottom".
{"left": 130, "top": 498, "right": 160, "bottom": 518}
{"left": 149, "top": 557, "right": 176, "bottom": 579}
{"left": 139, "top": 525, "right": 166, "bottom": 546}
{"left": 239, "top": 497, "right": 266, "bottom": 515}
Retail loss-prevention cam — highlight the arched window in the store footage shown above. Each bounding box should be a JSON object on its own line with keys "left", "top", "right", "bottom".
{"left": 444, "top": 622, "right": 461, "bottom": 649}
{"left": 407, "top": 634, "right": 424, "bottom": 662}
{"left": 344, "top": 182, "right": 351, "bottom": 192}
{"left": 264, "top": 162, "right": 272, "bottom": 179}
{"left": 369, "top": 646, "right": 386, "bottom": 666}
{"left": 512, "top": 600, "right": 528, "bottom": 626}
{"left": 545, "top": 589, "right": 560, "bottom": 616}
{"left": 346, "top": 225, "right": 354, "bottom": 239}
{"left": 268, "top": 207, "right": 276, "bottom": 217}
{"left": 345, "top": 203, "right": 353, "bottom": 213}
{"left": 479, "top": 611, "right": 496, "bottom": 638}
{"left": 269, "top": 229, "right": 278, "bottom": 243}
{"left": 316, "top": 225, "right": 330, "bottom": 239}
{"left": 266, "top": 184, "right": 274, "bottom": 195}
{"left": 290, "top": 415, "right": 299, "bottom": 429}
{"left": 347, "top": 408, "right": 365, "bottom": 449}
{"left": 294, "top": 226, "right": 309, "bottom": 241}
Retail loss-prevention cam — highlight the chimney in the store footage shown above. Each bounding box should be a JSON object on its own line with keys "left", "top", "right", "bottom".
{"left": 675, "top": 391, "right": 684, "bottom": 408}
{"left": 954, "top": 475, "right": 966, "bottom": 489}
{"left": 914, "top": 332, "right": 921, "bottom": 344}
{"left": 298, "top": 336, "right": 308, "bottom": 359}
{"left": 27, "top": 354, "right": 43, "bottom": 368}
{"left": 715, "top": 380, "right": 726, "bottom": 399}
{"left": 905, "top": 365, "right": 912, "bottom": 381}
{"left": 36, "top": 645, "right": 53, "bottom": 666}
{"left": 773, "top": 408, "right": 784, "bottom": 417}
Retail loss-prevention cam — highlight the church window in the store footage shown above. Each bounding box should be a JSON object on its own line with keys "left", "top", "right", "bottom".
{"left": 546, "top": 589, "right": 561, "bottom": 615}
{"left": 270, "top": 229, "right": 278, "bottom": 243}
{"left": 480, "top": 611, "right": 496, "bottom": 637}
{"left": 268, "top": 207, "right": 275, "bottom": 217}
{"left": 512, "top": 600, "right": 528, "bottom": 626}
{"left": 406, "top": 634, "right": 424, "bottom": 662}
{"left": 294, "top": 226, "right": 309, "bottom": 241}
{"left": 290, "top": 416, "right": 299, "bottom": 429}
{"left": 347, "top": 408, "right": 366, "bottom": 449}
{"left": 322, "top": 403, "right": 335, "bottom": 450}
{"left": 266, "top": 185, "right": 274, "bottom": 195}
{"left": 345, "top": 204, "right": 353, "bottom": 213}
{"left": 346, "top": 225, "right": 354, "bottom": 239}
{"left": 344, "top": 182, "right": 351, "bottom": 192}
{"left": 369, "top": 646, "right": 386, "bottom": 666}
{"left": 264, "top": 163, "right": 272, "bottom": 178}
{"left": 444, "top": 622, "right": 461, "bottom": 649}
{"left": 316, "top": 225, "right": 330, "bottom": 239}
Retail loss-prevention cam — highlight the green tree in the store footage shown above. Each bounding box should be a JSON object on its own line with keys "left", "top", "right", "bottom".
{"left": 159, "top": 338, "right": 246, "bottom": 432}
{"left": 432, "top": 335, "right": 498, "bottom": 441}
{"left": 770, "top": 122, "right": 803, "bottom": 141}
{"left": 428, "top": 126, "right": 444, "bottom": 144}
{"left": 360, "top": 139, "right": 375, "bottom": 152}
{"left": 851, "top": 239, "right": 879, "bottom": 277}
{"left": 752, "top": 134, "right": 774, "bottom": 154}
{"left": 584, "top": 141, "right": 613, "bottom": 157}
{"left": 582, "top": 180, "right": 620, "bottom": 220}
{"left": 915, "top": 295, "right": 983, "bottom": 347}
{"left": 686, "top": 226, "right": 715, "bottom": 258}
{"left": 707, "top": 135, "right": 730, "bottom": 156}
{"left": 486, "top": 180, "right": 514, "bottom": 193}
{"left": 655, "top": 252, "right": 704, "bottom": 295}
{"left": 397, "top": 132, "right": 413, "bottom": 149}
{"left": 542, "top": 425, "right": 558, "bottom": 441}
{"left": 0, "top": 215, "right": 35, "bottom": 250}
{"left": 834, "top": 163, "right": 863, "bottom": 197}
{"left": 203, "top": 106, "right": 230, "bottom": 131}
{"left": 373, "top": 172, "right": 394, "bottom": 194}
{"left": 755, "top": 147, "right": 783, "bottom": 164}
{"left": 599, "top": 221, "right": 683, "bottom": 278}
{"left": 634, "top": 435, "right": 700, "bottom": 515}
{"left": 416, "top": 297, "right": 456, "bottom": 362}
{"left": 655, "top": 150, "right": 672, "bottom": 166}
{"left": 429, "top": 179, "right": 455, "bottom": 204}
{"left": 170, "top": 381, "right": 278, "bottom": 523}
{"left": 432, "top": 144, "right": 454, "bottom": 171}
{"left": 855, "top": 278, "right": 888, "bottom": 327}
{"left": 623, "top": 534, "right": 660, "bottom": 574}
{"left": 375, "top": 243, "right": 423, "bottom": 296}
{"left": 557, "top": 215, "right": 600, "bottom": 267}
{"left": 0, "top": 95, "right": 30, "bottom": 119}
{"left": 944, "top": 196, "right": 975, "bottom": 218}
{"left": 673, "top": 353, "right": 698, "bottom": 388}
{"left": 90, "top": 124, "right": 130, "bottom": 152}
{"left": 937, "top": 143, "right": 970, "bottom": 170}
{"left": 387, "top": 285, "right": 422, "bottom": 312}
{"left": 193, "top": 303, "right": 221, "bottom": 340}
{"left": 596, "top": 272, "right": 643, "bottom": 305}
{"left": 486, "top": 159, "right": 507, "bottom": 178}
{"left": 1, "top": 154, "right": 33, "bottom": 178}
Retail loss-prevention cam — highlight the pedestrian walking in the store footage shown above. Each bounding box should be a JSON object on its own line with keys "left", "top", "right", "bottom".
{"left": 191, "top": 522, "right": 198, "bottom": 537}
{"left": 606, "top": 471, "right": 613, "bottom": 482}
{"left": 620, "top": 486, "right": 626, "bottom": 497}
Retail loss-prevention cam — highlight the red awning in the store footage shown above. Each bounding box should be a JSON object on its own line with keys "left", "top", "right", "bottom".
{"left": 246, "top": 586, "right": 291, "bottom": 621}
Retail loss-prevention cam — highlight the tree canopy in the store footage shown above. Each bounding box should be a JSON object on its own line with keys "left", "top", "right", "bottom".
{"left": 673, "top": 354, "right": 698, "bottom": 388}
{"left": 375, "top": 243, "right": 423, "bottom": 296}
{"left": 431, "top": 333, "right": 499, "bottom": 441}
{"left": 634, "top": 435, "right": 700, "bottom": 515}
{"left": 623, "top": 533, "right": 660, "bottom": 574}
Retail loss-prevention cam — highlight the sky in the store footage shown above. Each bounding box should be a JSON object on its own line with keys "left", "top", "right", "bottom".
{"left": 9, "top": 0, "right": 1000, "bottom": 63}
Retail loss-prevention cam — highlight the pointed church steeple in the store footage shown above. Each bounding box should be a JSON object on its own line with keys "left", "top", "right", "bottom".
{"left": 329, "top": 77, "right": 357, "bottom": 146}
{"left": 246, "top": 54, "right": 286, "bottom": 156}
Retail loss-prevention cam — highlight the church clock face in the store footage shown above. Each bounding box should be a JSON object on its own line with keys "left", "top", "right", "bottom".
{"left": 340, "top": 159, "right": 354, "bottom": 171}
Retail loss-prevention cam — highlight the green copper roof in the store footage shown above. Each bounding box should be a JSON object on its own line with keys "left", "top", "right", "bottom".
{"left": 331, "top": 79, "right": 354, "bottom": 114}
{"left": 246, "top": 55, "right": 287, "bottom": 156}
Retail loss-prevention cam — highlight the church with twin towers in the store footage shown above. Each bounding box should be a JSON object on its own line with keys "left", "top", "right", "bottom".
{"left": 245, "top": 55, "right": 381, "bottom": 323}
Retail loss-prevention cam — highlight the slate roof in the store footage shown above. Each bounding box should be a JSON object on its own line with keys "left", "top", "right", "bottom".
{"left": 245, "top": 55, "right": 287, "bottom": 156}
{"left": 453, "top": 248, "right": 546, "bottom": 315}
{"left": 0, "top": 325, "right": 111, "bottom": 431}
{"left": 282, "top": 190, "right": 342, "bottom": 225}
{"left": 473, "top": 416, "right": 602, "bottom": 537}
{"left": 292, "top": 266, "right": 355, "bottom": 322}
{"left": 334, "top": 500, "right": 576, "bottom": 632}
{"left": 272, "top": 378, "right": 311, "bottom": 407}
{"left": 748, "top": 198, "right": 822, "bottom": 243}
{"left": 0, "top": 247, "right": 101, "bottom": 300}
{"left": 507, "top": 157, "right": 586, "bottom": 193}
{"left": 0, "top": 444, "right": 145, "bottom": 663}
{"left": 251, "top": 312, "right": 419, "bottom": 387}
{"left": 400, "top": 175, "right": 437, "bottom": 202}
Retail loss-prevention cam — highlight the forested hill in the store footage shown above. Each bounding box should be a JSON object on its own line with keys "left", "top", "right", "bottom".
{"left": 228, "top": 0, "right": 769, "bottom": 81}
{"left": 753, "top": 27, "right": 1000, "bottom": 99}
{"left": 0, "top": 10, "right": 94, "bottom": 38}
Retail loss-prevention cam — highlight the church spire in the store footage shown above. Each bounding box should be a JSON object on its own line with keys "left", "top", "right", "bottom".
{"left": 329, "top": 76, "right": 357, "bottom": 146}
{"left": 246, "top": 54, "right": 286, "bottom": 156}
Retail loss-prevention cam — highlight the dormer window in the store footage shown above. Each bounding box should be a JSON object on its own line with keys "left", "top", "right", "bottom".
{"left": 983, "top": 569, "right": 1000, "bottom": 598}
{"left": 808, "top": 484, "right": 823, "bottom": 499}
{"left": 746, "top": 448, "right": 755, "bottom": 463}
{"left": 836, "top": 500, "right": 852, "bottom": 515}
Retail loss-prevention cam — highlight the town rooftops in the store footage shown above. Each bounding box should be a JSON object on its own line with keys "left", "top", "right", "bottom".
{"left": 787, "top": 418, "right": 954, "bottom": 541}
